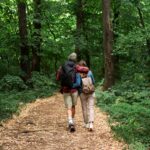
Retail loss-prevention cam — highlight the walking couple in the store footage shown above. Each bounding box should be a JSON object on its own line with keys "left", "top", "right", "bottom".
{"left": 56, "top": 52, "right": 95, "bottom": 132}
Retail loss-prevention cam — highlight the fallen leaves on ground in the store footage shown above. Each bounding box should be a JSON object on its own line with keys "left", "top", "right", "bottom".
{"left": 0, "top": 93, "right": 128, "bottom": 150}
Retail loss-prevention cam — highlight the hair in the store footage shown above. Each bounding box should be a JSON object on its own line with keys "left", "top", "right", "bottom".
{"left": 78, "top": 60, "right": 87, "bottom": 66}
{"left": 68, "top": 52, "right": 77, "bottom": 62}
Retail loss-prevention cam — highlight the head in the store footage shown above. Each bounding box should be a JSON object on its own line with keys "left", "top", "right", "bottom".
{"left": 78, "top": 60, "right": 88, "bottom": 78}
{"left": 78, "top": 60, "right": 87, "bottom": 66}
{"left": 68, "top": 52, "right": 77, "bottom": 62}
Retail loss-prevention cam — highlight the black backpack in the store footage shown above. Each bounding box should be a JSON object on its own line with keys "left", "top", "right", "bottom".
{"left": 60, "top": 61, "right": 76, "bottom": 88}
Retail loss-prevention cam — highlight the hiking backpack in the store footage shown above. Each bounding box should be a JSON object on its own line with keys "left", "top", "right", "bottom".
{"left": 82, "top": 76, "right": 95, "bottom": 94}
{"left": 60, "top": 61, "right": 76, "bottom": 88}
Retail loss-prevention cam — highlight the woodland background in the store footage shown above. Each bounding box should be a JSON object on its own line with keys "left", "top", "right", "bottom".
{"left": 0, "top": 0, "right": 150, "bottom": 149}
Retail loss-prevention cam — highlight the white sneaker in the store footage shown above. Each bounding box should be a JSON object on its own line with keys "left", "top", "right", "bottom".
{"left": 89, "top": 122, "right": 93, "bottom": 131}
{"left": 83, "top": 123, "right": 89, "bottom": 128}
{"left": 68, "top": 119, "right": 73, "bottom": 125}
{"left": 72, "top": 118, "right": 75, "bottom": 125}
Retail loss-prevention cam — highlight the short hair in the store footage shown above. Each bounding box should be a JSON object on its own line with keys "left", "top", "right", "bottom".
{"left": 68, "top": 52, "right": 77, "bottom": 62}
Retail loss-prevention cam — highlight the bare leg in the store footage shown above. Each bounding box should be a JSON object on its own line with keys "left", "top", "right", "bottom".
{"left": 67, "top": 107, "right": 75, "bottom": 132}
{"left": 67, "top": 108, "right": 73, "bottom": 122}
{"left": 72, "top": 106, "right": 75, "bottom": 118}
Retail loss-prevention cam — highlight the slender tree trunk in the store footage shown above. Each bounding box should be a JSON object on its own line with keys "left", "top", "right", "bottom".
{"left": 137, "top": 6, "right": 150, "bottom": 55}
{"left": 84, "top": 34, "right": 91, "bottom": 67}
{"left": 136, "top": 6, "right": 150, "bottom": 71}
{"left": 32, "top": 0, "right": 41, "bottom": 71}
{"left": 112, "top": 0, "right": 121, "bottom": 80}
{"left": 17, "top": 0, "right": 30, "bottom": 81}
{"left": 102, "top": 0, "right": 115, "bottom": 90}
{"left": 85, "top": 51, "right": 90, "bottom": 67}
{"left": 75, "top": 0, "right": 84, "bottom": 61}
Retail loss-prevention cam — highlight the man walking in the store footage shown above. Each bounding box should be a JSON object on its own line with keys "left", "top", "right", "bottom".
{"left": 56, "top": 52, "right": 80, "bottom": 132}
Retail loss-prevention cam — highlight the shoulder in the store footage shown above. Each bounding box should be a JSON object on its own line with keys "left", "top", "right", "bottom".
{"left": 88, "top": 70, "right": 93, "bottom": 76}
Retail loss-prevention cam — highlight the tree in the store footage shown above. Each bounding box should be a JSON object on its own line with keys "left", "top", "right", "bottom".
{"left": 136, "top": 2, "right": 150, "bottom": 55}
{"left": 32, "top": 0, "right": 41, "bottom": 71}
{"left": 102, "top": 0, "right": 114, "bottom": 90}
{"left": 17, "top": 0, "right": 30, "bottom": 81}
{"left": 112, "top": 0, "right": 121, "bottom": 80}
{"left": 75, "top": 0, "right": 84, "bottom": 61}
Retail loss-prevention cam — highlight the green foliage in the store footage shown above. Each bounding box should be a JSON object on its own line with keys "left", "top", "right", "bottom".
{"left": 0, "top": 73, "right": 57, "bottom": 121}
{"left": 96, "top": 78, "right": 150, "bottom": 148}
{"left": 109, "top": 103, "right": 150, "bottom": 143}
{"left": 27, "top": 71, "right": 57, "bottom": 89}
{"left": 0, "top": 75, "right": 27, "bottom": 91}
{"left": 96, "top": 90, "right": 116, "bottom": 107}
{"left": 129, "top": 142, "right": 147, "bottom": 150}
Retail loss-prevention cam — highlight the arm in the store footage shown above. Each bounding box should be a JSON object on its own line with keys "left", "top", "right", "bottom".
{"left": 72, "top": 73, "right": 81, "bottom": 88}
{"left": 56, "top": 66, "right": 62, "bottom": 81}
{"left": 88, "top": 71, "right": 95, "bottom": 84}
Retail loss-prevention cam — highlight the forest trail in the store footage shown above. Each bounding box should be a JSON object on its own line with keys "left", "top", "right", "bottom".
{"left": 0, "top": 93, "right": 127, "bottom": 150}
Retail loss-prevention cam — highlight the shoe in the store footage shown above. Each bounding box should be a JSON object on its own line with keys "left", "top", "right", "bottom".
{"left": 83, "top": 123, "right": 89, "bottom": 128}
{"left": 69, "top": 124, "right": 75, "bottom": 132}
{"left": 89, "top": 122, "right": 93, "bottom": 131}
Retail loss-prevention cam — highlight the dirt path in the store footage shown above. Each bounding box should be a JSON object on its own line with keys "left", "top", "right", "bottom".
{"left": 0, "top": 93, "right": 127, "bottom": 150}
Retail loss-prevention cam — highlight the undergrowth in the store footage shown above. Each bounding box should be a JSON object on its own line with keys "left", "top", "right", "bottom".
{"left": 96, "top": 74, "right": 150, "bottom": 150}
{"left": 0, "top": 72, "right": 58, "bottom": 121}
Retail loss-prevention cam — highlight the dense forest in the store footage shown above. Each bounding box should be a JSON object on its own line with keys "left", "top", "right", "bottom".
{"left": 0, "top": 0, "right": 150, "bottom": 149}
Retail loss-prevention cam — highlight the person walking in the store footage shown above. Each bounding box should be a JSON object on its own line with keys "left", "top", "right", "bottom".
{"left": 76, "top": 60, "right": 95, "bottom": 131}
{"left": 56, "top": 52, "right": 80, "bottom": 132}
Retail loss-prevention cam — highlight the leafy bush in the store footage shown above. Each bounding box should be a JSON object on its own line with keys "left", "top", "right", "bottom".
{"left": 96, "top": 90, "right": 117, "bottom": 108}
{"left": 0, "top": 74, "right": 28, "bottom": 91}
{"left": 129, "top": 142, "right": 147, "bottom": 150}
{"left": 26, "top": 71, "right": 57, "bottom": 89}
{"left": 96, "top": 78, "right": 150, "bottom": 149}
{"left": 0, "top": 73, "right": 58, "bottom": 121}
{"left": 108, "top": 103, "right": 150, "bottom": 144}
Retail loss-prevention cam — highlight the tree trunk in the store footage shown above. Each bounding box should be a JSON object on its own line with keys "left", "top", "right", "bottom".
{"left": 75, "top": 0, "right": 84, "bottom": 61}
{"left": 85, "top": 51, "right": 90, "bottom": 67}
{"left": 137, "top": 6, "right": 150, "bottom": 55}
{"left": 102, "top": 0, "right": 115, "bottom": 90}
{"left": 32, "top": 0, "right": 41, "bottom": 72}
{"left": 17, "top": 1, "right": 30, "bottom": 81}
{"left": 112, "top": 0, "right": 121, "bottom": 80}
{"left": 136, "top": 6, "right": 150, "bottom": 69}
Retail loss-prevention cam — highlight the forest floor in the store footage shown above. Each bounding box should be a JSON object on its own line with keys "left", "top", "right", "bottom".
{"left": 0, "top": 93, "right": 128, "bottom": 150}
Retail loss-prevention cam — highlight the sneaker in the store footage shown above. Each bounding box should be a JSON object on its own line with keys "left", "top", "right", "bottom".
{"left": 83, "top": 123, "right": 89, "bottom": 128}
{"left": 69, "top": 124, "right": 75, "bottom": 132}
{"left": 68, "top": 119, "right": 73, "bottom": 125}
{"left": 89, "top": 122, "right": 93, "bottom": 131}
{"left": 72, "top": 118, "right": 75, "bottom": 124}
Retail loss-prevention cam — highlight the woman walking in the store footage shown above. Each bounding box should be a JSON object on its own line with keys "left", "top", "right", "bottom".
{"left": 75, "top": 60, "right": 95, "bottom": 131}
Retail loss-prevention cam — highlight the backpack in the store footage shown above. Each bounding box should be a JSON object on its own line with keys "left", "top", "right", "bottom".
{"left": 60, "top": 61, "right": 76, "bottom": 88}
{"left": 82, "top": 76, "right": 95, "bottom": 94}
